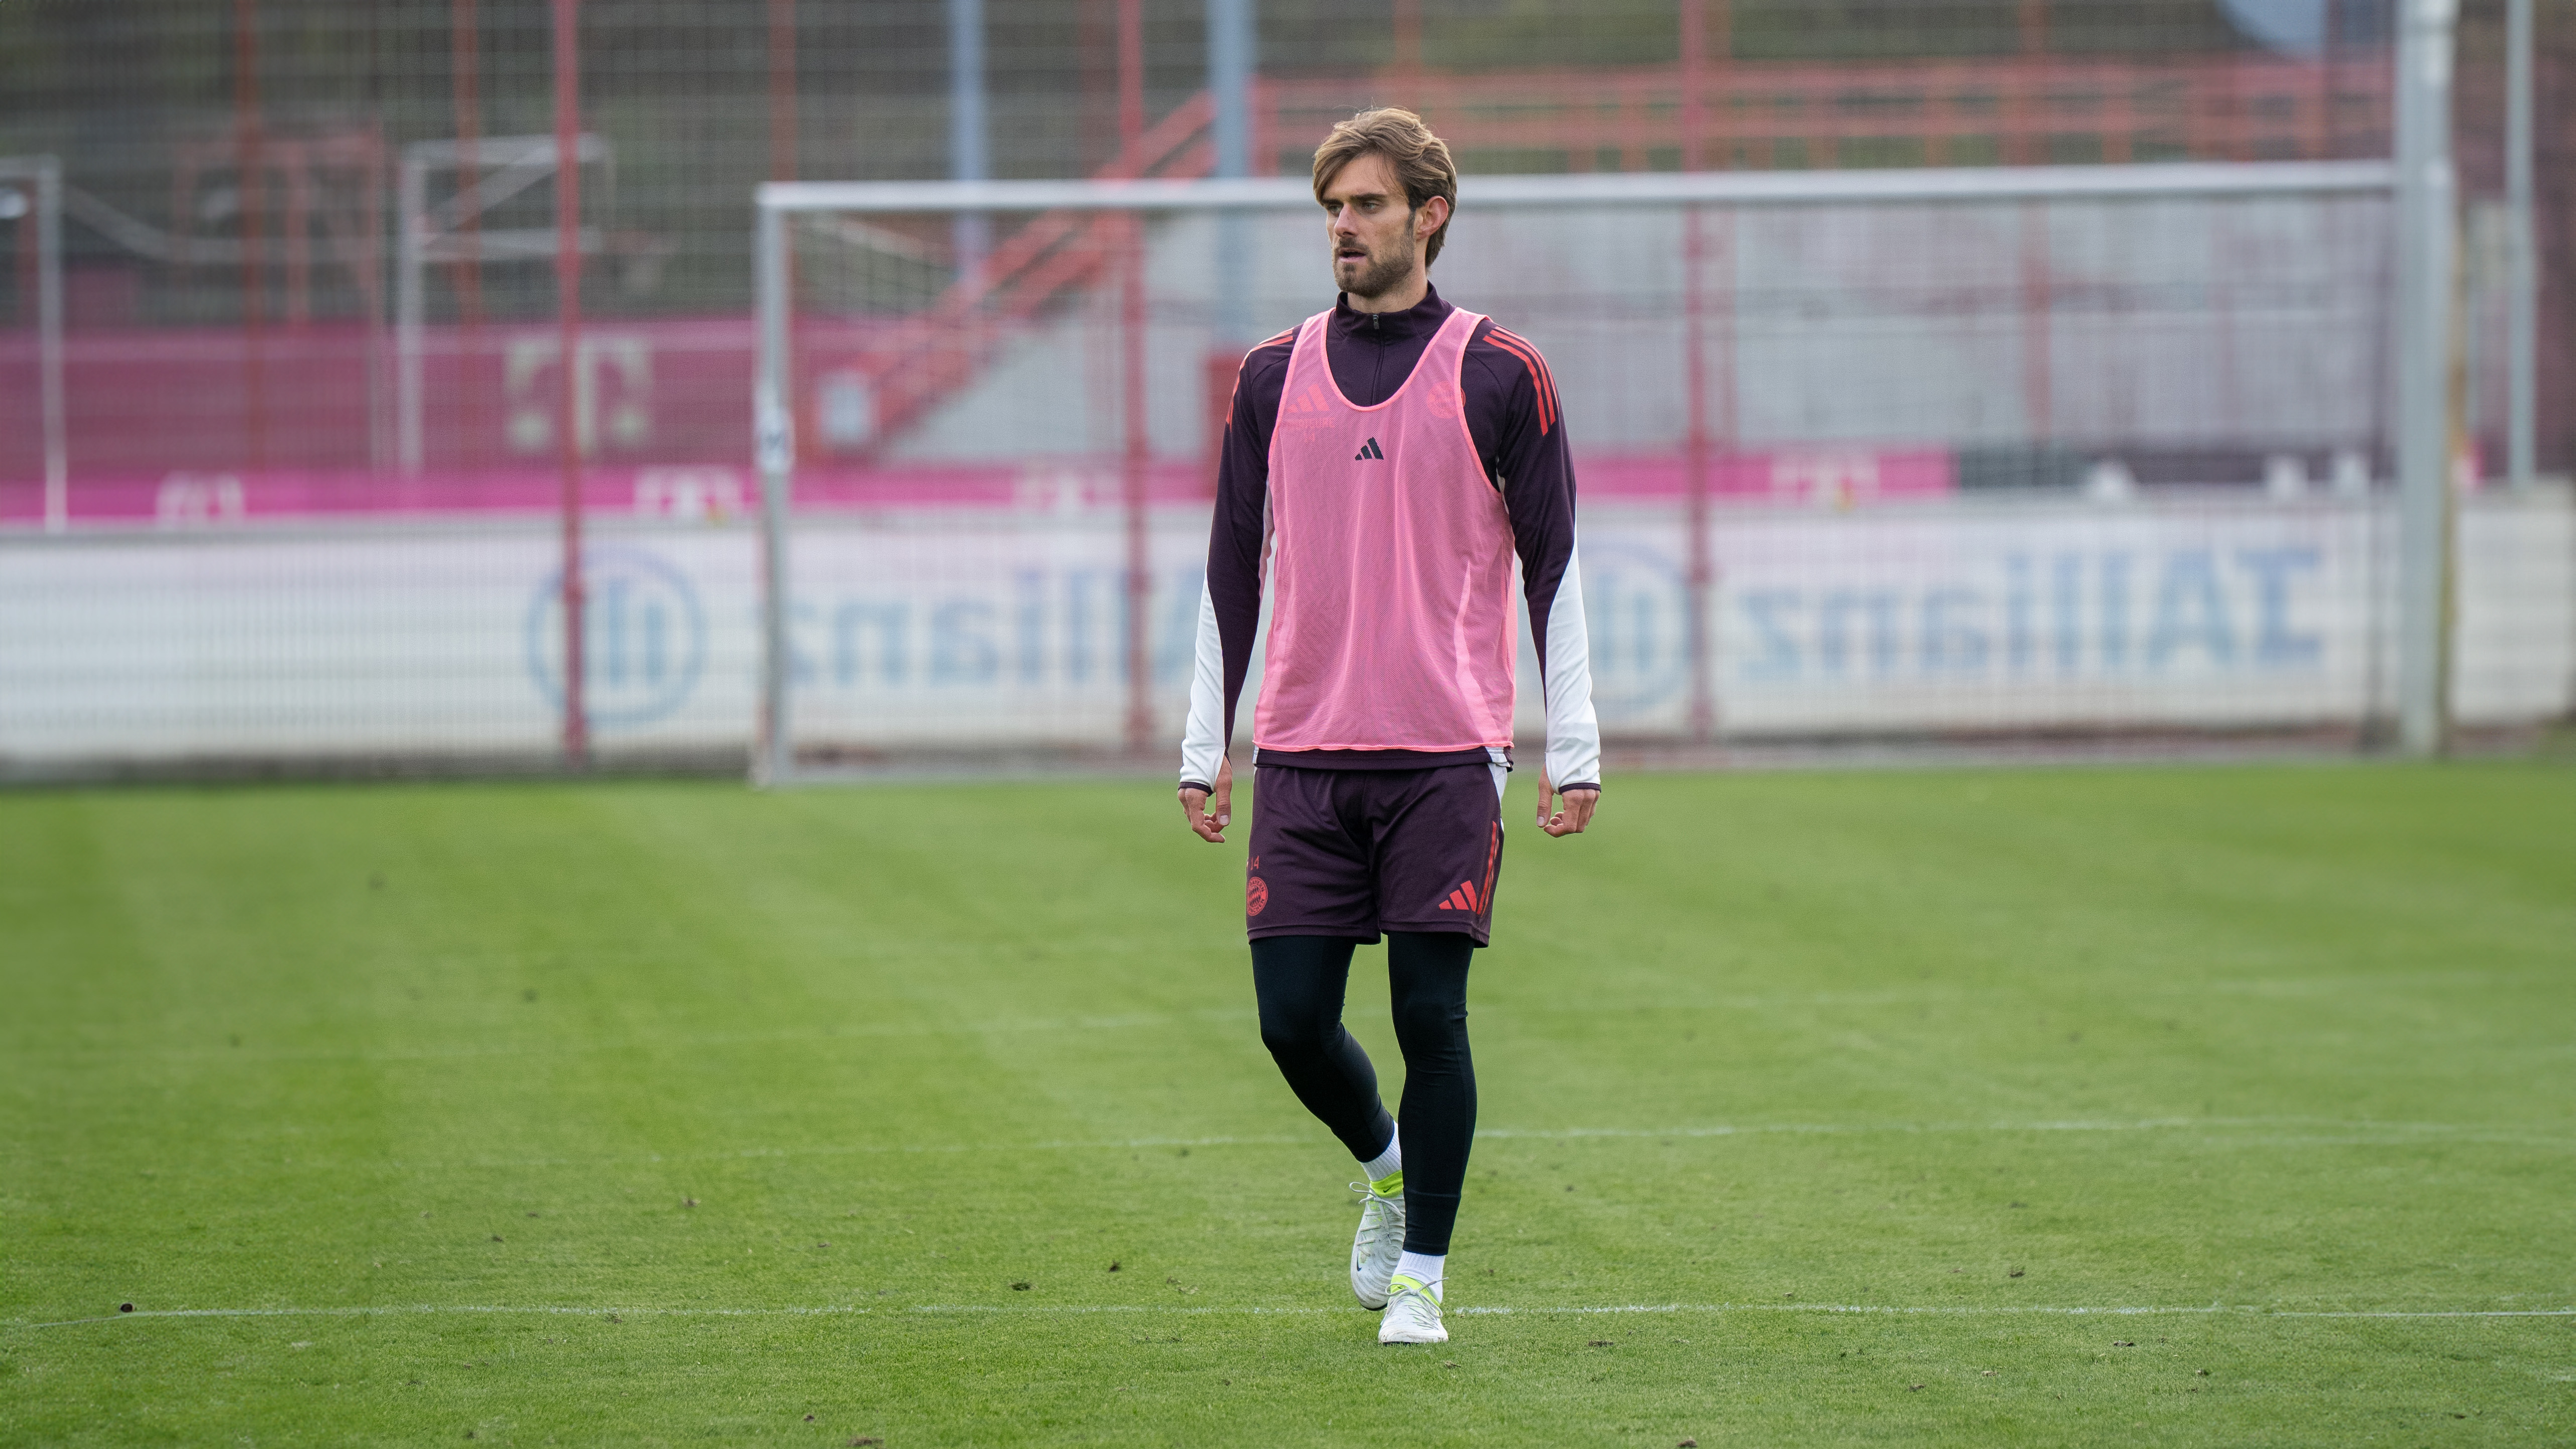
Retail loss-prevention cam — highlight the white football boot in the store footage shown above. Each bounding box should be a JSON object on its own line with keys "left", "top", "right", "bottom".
{"left": 1377, "top": 1272, "right": 1447, "bottom": 1345}
{"left": 1348, "top": 1176, "right": 1407, "bottom": 1309}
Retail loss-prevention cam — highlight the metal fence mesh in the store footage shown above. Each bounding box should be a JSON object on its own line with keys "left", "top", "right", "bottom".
{"left": 0, "top": 1, "right": 2568, "bottom": 774}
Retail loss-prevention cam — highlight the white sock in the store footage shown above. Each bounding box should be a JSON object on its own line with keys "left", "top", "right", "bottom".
{"left": 1360, "top": 1126, "right": 1401, "bottom": 1185}
{"left": 1394, "top": 1250, "right": 1445, "bottom": 1297}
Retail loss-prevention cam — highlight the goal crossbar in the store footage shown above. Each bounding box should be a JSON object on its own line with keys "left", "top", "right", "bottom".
{"left": 757, "top": 159, "right": 2395, "bottom": 219}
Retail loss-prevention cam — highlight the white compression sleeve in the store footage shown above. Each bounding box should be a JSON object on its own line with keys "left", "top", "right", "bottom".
{"left": 1178, "top": 579, "right": 1228, "bottom": 790}
{"left": 1540, "top": 541, "right": 1602, "bottom": 789}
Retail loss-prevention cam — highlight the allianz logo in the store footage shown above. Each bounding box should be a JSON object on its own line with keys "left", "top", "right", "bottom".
{"left": 523, "top": 546, "right": 708, "bottom": 727}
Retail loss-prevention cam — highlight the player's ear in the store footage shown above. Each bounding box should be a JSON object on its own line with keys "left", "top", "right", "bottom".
{"left": 1415, "top": 194, "right": 1449, "bottom": 243}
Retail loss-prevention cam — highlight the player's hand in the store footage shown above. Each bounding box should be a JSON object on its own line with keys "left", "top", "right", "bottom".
{"left": 1180, "top": 756, "right": 1234, "bottom": 843}
{"left": 1536, "top": 772, "right": 1598, "bottom": 837}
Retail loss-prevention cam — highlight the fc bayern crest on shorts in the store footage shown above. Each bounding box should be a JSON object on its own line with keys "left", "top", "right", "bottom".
{"left": 1247, "top": 856, "right": 1270, "bottom": 917}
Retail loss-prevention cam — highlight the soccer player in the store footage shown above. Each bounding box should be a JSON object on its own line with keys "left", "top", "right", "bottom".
{"left": 1177, "top": 108, "right": 1601, "bottom": 1346}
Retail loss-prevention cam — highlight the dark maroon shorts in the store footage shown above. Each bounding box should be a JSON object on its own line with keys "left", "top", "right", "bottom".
{"left": 1245, "top": 763, "right": 1507, "bottom": 946}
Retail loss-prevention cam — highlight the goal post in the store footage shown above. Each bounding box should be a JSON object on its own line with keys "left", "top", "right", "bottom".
{"left": 1, "top": 156, "right": 66, "bottom": 533}
{"left": 750, "top": 159, "right": 2422, "bottom": 784}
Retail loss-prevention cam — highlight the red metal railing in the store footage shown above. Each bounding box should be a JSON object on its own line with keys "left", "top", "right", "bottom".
{"left": 1270, "top": 53, "right": 2391, "bottom": 172}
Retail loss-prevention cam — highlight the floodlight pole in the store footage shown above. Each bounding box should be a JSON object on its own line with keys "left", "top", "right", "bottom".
{"left": 2505, "top": 0, "right": 2535, "bottom": 492}
{"left": 754, "top": 196, "right": 794, "bottom": 787}
{"left": 2393, "top": 0, "right": 2458, "bottom": 757}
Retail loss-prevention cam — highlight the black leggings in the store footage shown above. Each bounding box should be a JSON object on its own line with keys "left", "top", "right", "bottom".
{"left": 1250, "top": 932, "right": 1477, "bottom": 1256}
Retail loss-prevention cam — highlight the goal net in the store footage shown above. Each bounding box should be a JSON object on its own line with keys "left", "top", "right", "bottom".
{"left": 744, "top": 162, "right": 2504, "bottom": 780}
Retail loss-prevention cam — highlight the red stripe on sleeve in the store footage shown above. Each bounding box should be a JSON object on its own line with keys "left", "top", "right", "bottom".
{"left": 1500, "top": 328, "right": 1558, "bottom": 399}
{"left": 1485, "top": 330, "right": 1556, "bottom": 435}
{"left": 1491, "top": 327, "right": 1561, "bottom": 416}
{"left": 1488, "top": 328, "right": 1558, "bottom": 431}
{"left": 1229, "top": 331, "right": 1298, "bottom": 430}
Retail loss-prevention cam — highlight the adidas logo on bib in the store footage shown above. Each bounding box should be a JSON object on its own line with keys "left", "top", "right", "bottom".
{"left": 1353, "top": 437, "right": 1384, "bottom": 461}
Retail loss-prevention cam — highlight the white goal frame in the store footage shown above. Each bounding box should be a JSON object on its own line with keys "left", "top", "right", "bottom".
{"left": 750, "top": 159, "right": 2411, "bottom": 785}
{"left": 395, "top": 133, "right": 613, "bottom": 476}
{"left": 1, "top": 156, "right": 66, "bottom": 532}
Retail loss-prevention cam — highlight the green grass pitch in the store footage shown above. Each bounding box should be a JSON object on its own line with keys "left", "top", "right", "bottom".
{"left": 4, "top": 763, "right": 2571, "bottom": 1445}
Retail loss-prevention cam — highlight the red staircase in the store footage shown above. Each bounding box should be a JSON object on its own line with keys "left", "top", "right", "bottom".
{"left": 821, "top": 92, "right": 1218, "bottom": 457}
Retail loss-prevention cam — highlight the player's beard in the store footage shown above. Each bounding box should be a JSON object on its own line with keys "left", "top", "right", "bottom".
{"left": 1337, "top": 228, "right": 1419, "bottom": 301}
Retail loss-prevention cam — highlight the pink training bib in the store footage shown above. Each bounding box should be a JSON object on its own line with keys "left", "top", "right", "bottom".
{"left": 1254, "top": 306, "right": 1519, "bottom": 755}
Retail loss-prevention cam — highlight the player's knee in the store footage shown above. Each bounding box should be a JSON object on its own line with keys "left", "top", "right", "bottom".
{"left": 1256, "top": 1003, "right": 1330, "bottom": 1060}
{"left": 1386, "top": 991, "right": 1468, "bottom": 1059}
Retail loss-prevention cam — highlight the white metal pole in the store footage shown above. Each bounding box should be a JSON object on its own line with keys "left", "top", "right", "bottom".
{"left": 37, "top": 157, "right": 66, "bottom": 533}
{"left": 364, "top": 143, "right": 391, "bottom": 473}
{"left": 1209, "top": 0, "right": 1252, "bottom": 179}
{"left": 754, "top": 199, "right": 795, "bottom": 786}
{"left": 947, "top": 0, "right": 990, "bottom": 277}
{"left": 2506, "top": 0, "right": 2536, "bottom": 492}
{"left": 2394, "top": 0, "right": 2458, "bottom": 756}
{"left": 396, "top": 153, "right": 425, "bottom": 475}
{"left": 1208, "top": 0, "right": 1256, "bottom": 344}
{"left": 758, "top": 159, "right": 2395, "bottom": 215}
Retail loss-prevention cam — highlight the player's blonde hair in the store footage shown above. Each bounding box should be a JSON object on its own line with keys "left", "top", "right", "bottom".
{"left": 1310, "top": 107, "right": 1458, "bottom": 266}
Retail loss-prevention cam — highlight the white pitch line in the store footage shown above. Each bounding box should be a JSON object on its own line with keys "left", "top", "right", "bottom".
{"left": 1473, "top": 1116, "right": 2567, "bottom": 1143}
{"left": 1449, "top": 1304, "right": 2576, "bottom": 1319}
{"left": 186, "top": 1117, "right": 2575, "bottom": 1174}
{"left": 20, "top": 1302, "right": 2571, "bottom": 1331}
{"left": 20, "top": 1304, "right": 876, "bottom": 1329}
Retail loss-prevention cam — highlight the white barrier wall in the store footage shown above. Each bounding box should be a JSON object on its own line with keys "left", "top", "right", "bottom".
{"left": 1, "top": 493, "right": 2566, "bottom": 772}
{"left": 1566, "top": 492, "right": 2564, "bottom": 736}
{"left": 0, "top": 526, "right": 760, "bottom": 763}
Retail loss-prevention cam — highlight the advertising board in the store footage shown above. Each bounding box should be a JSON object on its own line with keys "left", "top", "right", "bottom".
{"left": 2, "top": 494, "right": 2565, "bottom": 771}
